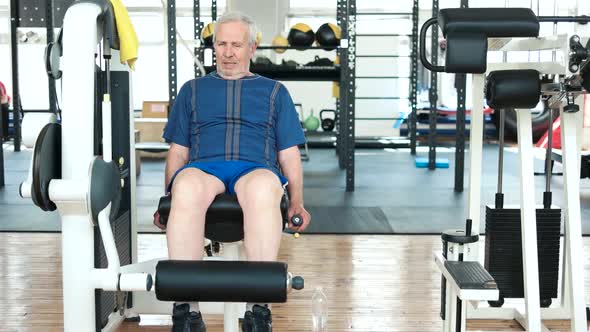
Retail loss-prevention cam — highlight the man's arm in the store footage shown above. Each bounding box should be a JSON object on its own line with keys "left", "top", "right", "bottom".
{"left": 278, "top": 145, "right": 311, "bottom": 231}
{"left": 165, "top": 143, "right": 189, "bottom": 193}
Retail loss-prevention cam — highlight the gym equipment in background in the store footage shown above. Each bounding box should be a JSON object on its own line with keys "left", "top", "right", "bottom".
{"left": 305, "top": 55, "right": 334, "bottom": 67}
{"left": 303, "top": 109, "right": 320, "bottom": 131}
{"left": 287, "top": 23, "right": 315, "bottom": 49}
{"left": 484, "top": 71, "right": 561, "bottom": 309}
{"left": 254, "top": 56, "right": 273, "bottom": 66}
{"left": 315, "top": 22, "right": 341, "bottom": 50}
{"left": 320, "top": 109, "right": 336, "bottom": 132}
{"left": 420, "top": 7, "right": 590, "bottom": 332}
{"left": 272, "top": 35, "right": 288, "bottom": 53}
{"left": 201, "top": 22, "right": 214, "bottom": 47}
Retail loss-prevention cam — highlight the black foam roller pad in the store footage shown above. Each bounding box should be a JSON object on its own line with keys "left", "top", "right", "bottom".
{"left": 155, "top": 260, "right": 289, "bottom": 303}
{"left": 486, "top": 70, "right": 541, "bottom": 109}
{"left": 438, "top": 8, "right": 539, "bottom": 38}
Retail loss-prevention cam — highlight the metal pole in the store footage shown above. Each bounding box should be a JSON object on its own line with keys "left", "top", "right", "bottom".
{"left": 428, "top": 0, "right": 439, "bottom": 170}
{"left": 10, "top": 0, "right": 21, "bottom": 151}
{"left": 47, "top": 0, "right": 58, "bottom": 115}
{"left": 193, "top": 0, "right": 201, "bottom": 78}
{"left": 167, "top": 0, "right": 178, "bottom": 111}
{"left": 345, "top": 0, "right": 356, "bottom": 192}
{"left": 454, "top": 0, "right": 469, "bottom": 191}
{"left": 409, "top": 0, "right": 419, "bottom": 155}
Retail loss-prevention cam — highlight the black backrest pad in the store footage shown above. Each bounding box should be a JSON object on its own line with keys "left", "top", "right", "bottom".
{"left": 438, "top": 8, "right": 539, "bottom": 38}
{"left": 445, "top": 32, "right": 487, "bottom": 74}
{"left": 486, "top": 70, "right": 541, "bottom": 109}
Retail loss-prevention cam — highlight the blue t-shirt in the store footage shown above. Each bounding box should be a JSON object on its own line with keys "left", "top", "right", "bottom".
{"left": 163, "top": 72, "right": 305, "bottom": 173}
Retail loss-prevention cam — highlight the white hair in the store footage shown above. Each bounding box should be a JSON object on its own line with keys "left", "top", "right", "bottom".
{"left": 213, "top": 11, "right": 258, "bottom": 45}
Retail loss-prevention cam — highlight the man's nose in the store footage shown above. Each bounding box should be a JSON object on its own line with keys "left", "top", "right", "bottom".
{"left": 223, "top": 46, "right": 233, "bottom": 57}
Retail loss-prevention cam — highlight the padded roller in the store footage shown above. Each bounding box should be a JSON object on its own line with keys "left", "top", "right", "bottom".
{"left": 438, "top": 8, "right": 539, "bottom": 38}
{"left": 486, "top": 70, "right": 541, "bottom": 109}
{"left": 155, "top": 260, "right": 289, "bottom": 303}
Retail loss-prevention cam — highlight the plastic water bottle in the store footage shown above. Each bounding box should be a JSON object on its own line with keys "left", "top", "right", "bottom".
{"left": 311, "top": 286, "right": 328, "bottom": 331}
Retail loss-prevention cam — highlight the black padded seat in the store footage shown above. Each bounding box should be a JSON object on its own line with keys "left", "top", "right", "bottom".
{"left": 438, "top": 8, "right": 539, "bottom": 38}
{"left": 158, "top": 193, "right": 290, "bottom": 243}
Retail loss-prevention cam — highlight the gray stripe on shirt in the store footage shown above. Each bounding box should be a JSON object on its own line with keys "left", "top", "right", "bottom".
{"left": 265, "top": 82, "right": 281, "bottom": 164}
{"left": 225, "top": 80, "right": 234, "bottom": 160}
{"left": 233, "top": 80, "right": 242, "bottom": 160}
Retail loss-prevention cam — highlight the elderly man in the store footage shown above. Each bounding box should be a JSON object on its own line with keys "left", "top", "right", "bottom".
{"left": 155, "top": 11, "right": 311, "bottom": 332}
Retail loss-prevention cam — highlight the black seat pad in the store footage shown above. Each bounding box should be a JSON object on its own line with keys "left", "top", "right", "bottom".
{"left": 158, "top": 193, "right": 289, "bottom": 243}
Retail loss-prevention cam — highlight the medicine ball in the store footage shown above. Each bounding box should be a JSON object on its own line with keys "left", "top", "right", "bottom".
{"left": 272, "top": 35, "right": 289, "bottom": 54}
{"left": 316, "top": 23, "right": 341, "bottom": 50}
{"left": 288, "top": 23, "right": 315, "bottom": 49}
{"left": 201, "top": 22, "right": 214, "bottom": 47}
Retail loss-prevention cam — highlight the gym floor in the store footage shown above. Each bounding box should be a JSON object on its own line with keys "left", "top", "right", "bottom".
{"left": 2, "top": 142, "right": 590, "bottom": 331}
{"left": 2, "top": 233, "right": 590, "bottom": 331}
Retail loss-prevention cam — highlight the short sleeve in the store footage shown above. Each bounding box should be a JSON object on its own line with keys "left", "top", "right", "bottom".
{"left": 275, "top": 84, "right": 306, "bottom": 151}
{"left": 162, "top": 80, "right": 193, "bottom": 147}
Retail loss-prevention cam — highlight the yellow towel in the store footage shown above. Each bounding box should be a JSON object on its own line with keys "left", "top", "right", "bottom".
{"left": 110, "top": 0, "right": 138, "bottom": 70}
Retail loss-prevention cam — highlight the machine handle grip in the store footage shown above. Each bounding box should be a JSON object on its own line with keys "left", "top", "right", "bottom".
{"left": 420, "top": 17, "right": 445, "bottom": 73}
{"left": 291, "top": 214, "right": 303, "bottom": 227}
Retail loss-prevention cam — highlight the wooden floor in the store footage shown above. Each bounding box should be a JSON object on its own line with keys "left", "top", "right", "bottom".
{"left": 1, "top": 233, "right": 589, "bottom": 332}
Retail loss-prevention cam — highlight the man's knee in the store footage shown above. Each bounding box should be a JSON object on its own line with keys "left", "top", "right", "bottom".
{"left": 171, "top": 168, "right": 221, "bottom": 205}
{"left": 236, "top": 169, "right": 283, "bottom": 205}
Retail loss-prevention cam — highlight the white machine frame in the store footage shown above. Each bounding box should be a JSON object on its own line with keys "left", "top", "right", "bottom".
{"left": 18, "top": 2, "right": 255, "bottom": 331}
{"left": 438, "top": 33, "right": 589, "bottom": 332}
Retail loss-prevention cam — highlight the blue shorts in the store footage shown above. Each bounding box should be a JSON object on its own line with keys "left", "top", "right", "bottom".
{"left": 168, "top": 160, "right": 288, "bottom": 195}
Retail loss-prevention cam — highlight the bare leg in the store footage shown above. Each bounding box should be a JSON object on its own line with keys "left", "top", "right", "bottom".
{"left": 167, "top": 168, "right": 225, "bottom": 260}
{"left": 234, "top": 169, "right": 284, "bottom": 261}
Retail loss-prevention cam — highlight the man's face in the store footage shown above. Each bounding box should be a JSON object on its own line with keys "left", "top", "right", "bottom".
{"left": 214, "top": 21, "right": 256, "bottom": 79}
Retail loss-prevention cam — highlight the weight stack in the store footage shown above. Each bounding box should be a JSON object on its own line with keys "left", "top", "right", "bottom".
{"left": 484, "top": 205, "right": 561, "bottom": 301}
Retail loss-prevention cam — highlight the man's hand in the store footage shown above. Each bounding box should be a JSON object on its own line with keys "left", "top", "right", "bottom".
{"left": 288, "top": 203, "right": 311, "bottom": 232}
{"left": 153, "top": 210, "right": 166, "bottom": 230}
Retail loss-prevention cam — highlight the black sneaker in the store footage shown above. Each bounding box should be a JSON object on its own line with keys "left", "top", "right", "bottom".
{"left": 171, "top": 303, "right": 206, "bottom": 332}
{"left": 242, "top": 305, "right": 272, "bottom": 332}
